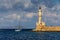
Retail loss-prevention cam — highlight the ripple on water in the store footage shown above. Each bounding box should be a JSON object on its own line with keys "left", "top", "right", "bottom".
{"left": 0, "top": 30, "right": 60, "bottom": 40}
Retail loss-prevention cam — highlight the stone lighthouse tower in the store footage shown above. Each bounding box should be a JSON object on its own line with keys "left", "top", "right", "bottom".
{"left": 35, "top": 7, "right": 45, "bottom": 31}
{"left": 38, "top": 7, "right": 42, "bottom": 25}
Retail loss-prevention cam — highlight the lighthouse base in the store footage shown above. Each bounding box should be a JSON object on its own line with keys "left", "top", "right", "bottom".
{"left": 33, "top": 26, "right": 60, "bottom": 32}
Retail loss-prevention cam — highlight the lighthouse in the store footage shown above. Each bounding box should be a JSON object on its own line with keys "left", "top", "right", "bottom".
{"left": 38, "top": 7, "right": 42, "bottom": 25}
{"left": 33, "top": 7, "right": 60, "bottom": 32}
{"left": 35, "top": 7, "right": 45, "bottom": 31}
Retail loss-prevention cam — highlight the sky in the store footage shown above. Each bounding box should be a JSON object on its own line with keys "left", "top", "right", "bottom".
{"left": 0, "top": 0, "right": 60, "bottom": 29}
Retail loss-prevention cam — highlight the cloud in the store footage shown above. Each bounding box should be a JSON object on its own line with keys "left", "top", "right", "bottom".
{"left": 4, "top": 13, "right": 21, "bottom": 20}
{"left": 0, "top": 0, "right": 32, "bottom": 9}
{"left": 23, "top": 0, "right": 32, "bottom": 8}
{"left": 0, "top": 13, "right": 21, "bottom": 27}
{"left": 0, "top": 11, "right": 37, "bottom": 27}
{"left": 0, "top": 0, "right": 60, "bottom": 28}
{"left": 41, "top": 4, "right": 60, "bottom": 26}
{"left": 0, "top": 0, "right": 13, "bottom": 9}
{"left": 25, "top": 12, "right": 37, "bottom": 18}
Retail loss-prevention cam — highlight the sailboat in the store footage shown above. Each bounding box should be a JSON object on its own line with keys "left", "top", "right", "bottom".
{"left": 15, "top": 16, "right": 21, "bottom": 32}
{"left": 15, "top": 22, "right": 21, "bottom": 32}
{"left": 15, "top": 25, "right": 21, "bottom": 32}
{"left": 15, "top": 29, "right": 21, "bottom": 31}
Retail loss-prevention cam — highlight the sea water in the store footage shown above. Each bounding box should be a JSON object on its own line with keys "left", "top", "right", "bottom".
{"left": 0, "top": 29, "right": 60, "bottom": 40}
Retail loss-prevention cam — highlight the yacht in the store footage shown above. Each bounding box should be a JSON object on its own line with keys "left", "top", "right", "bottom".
{"left": 15, "top": 16, "right": 21, "bottom": 32}
{"left": 15, "top": 25, "right": 21, "bottom": 32}
{"left": 15, "top": 26, "right": 21, "bottom": 32}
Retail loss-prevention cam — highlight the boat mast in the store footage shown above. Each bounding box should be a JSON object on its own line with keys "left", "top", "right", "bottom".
{"left": 17, "top": 15, "right": 20, "bottom": 29}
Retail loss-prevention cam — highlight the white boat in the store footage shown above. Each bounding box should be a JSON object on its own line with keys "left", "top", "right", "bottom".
{"left": 15, "top": 29, "right": 21, "bottom": 32}
{"left": 15, "top": 26, "right": 21, "bottom": 32}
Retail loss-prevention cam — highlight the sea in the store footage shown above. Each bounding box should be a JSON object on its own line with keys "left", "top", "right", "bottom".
{"left": 0, "top": 29, "right": 60, "bottom": 40}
